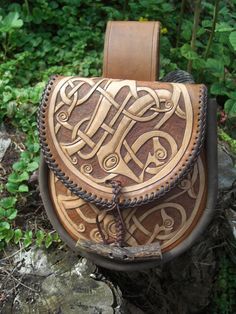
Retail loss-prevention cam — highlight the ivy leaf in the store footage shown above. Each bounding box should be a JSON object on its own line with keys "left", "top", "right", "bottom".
{"left": 0, "top": 222, "right": 10, "bottom": 231}
{"left": 180, "top": 44, "right": 198, "bottom": 60}
{"left": 23, "top": 230, "right": 33, "bottom": 247}
{"left": 205, "top": 58, "right": 224, "bottom": 77}
{"left": 0, "top": 208, "right": 4, "bottom": 219}
{"left": 0, "top": 197, "right": 17, "bottom": 209}
{"left": 229, "top": 31, "right": 236, "bottom": 50}
{"left": 28, "top": 143, "right": 40, "bottom": 153}
{"left": 13, "top": 160, "right": 27, "bottom": 171}
{"left": 18, "top": 184, "right": 29, "bottom": 193}
{"left": 210, "top": 82, "right": 228, "bottom": 96}
{"left": 7, "top": 208, "right": 17, "bottom": 220}
{"left": 225, "top": 99, "right": 236, "bottom": 118}
{"left": 6, "top": 182, "right": 18, "bottom": 194}
{"left": 36, "top": 230, "right": 45, "bottom": 247}
{"left": 14, "top": 229, "right": 23, "bottom": 244}
{"left": 0, "top": 12, "right": 23, "bottom": 33}
{"left": 27, "top": 161, "right": 39, "bottom": 172}
{"left": 45, "top": 233, "right": 53, "bottom": 248}
{"left": 4, "top": 229, "right": 14, "bottom": 243}
{"left": 216, "top": 22, "right": 234, "bottom": 33}
{"left": 52, "top": 232, "right": 61, "bottom": 242}
{"left": 8, "top": 171, "right": 29, "bottom": 183}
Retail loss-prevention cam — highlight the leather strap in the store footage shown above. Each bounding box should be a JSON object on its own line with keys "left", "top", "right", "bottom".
{"left": 103, "top": 21, "right": 160, "bottom": 81}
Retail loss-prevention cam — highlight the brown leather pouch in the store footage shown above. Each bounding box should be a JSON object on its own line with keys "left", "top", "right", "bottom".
{"left": 38, "top": 22, "right": 217, "bottom": 271}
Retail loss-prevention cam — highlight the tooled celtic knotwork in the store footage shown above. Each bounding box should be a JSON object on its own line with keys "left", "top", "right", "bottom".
{"left": 50, "top": 156, "right": 206, "bottom": 249}
{"left": 50, "top": 78, "right": 192, "bottom": 186}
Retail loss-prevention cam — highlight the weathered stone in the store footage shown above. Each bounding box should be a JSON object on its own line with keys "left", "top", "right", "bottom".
{"left": 1, "top": 247, "right": 120, "bottom": 314}
{"left": 218, "top": 145, "right": 236, "bottom": 190}
{"left": 226, "top": 208, "right": 236, "bottom": 240}
{"left": 0, "top": 124, "right": 11, "bottom": 162}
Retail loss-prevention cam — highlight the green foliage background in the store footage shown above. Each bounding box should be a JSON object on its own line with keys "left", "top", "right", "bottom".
{"left": 0, "top": 1, "right": 235, "bottom": 312}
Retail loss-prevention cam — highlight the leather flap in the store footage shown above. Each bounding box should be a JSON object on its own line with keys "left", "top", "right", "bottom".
{"left": 38, "top": 76, "right": 207, "bottom": 208}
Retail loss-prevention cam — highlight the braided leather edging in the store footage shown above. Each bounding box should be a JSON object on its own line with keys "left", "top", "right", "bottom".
{"left": 38, "top": 77, "right": 207, "bottom": 209}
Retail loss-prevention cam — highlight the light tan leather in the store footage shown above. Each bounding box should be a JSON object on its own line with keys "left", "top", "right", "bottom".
{"left": 49, "top": 153, "right": 207, "bottom": 252}
{"left": 38, "top": 76, "right": 206, "bottom": 207}
{"left": 103, "top": 21, "right": 160, "bottom": 81}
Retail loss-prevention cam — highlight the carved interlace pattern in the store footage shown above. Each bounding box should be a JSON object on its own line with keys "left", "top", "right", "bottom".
{"left": 50, "top": 156, "right": 205, "bottom": 249}
{"left": 39, "top": 76, "right": 206, "bottom": 207}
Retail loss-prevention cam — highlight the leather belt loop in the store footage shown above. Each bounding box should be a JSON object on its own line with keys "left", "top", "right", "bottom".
{"left": 103, "top": 21, "right": 161, "bottom": 81}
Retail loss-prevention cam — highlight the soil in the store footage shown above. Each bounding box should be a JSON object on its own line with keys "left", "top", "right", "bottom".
{"left": 0, "top": 128, "right": 52, "bottom": 239}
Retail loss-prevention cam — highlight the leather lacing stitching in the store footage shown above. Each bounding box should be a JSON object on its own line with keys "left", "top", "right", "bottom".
{"left": 38, "top": 77, "right": 207, "bottom": 209}
{"left": 96, "top": 180, "right": 125, "bottom": 246}
{"left": 95, "top": 180, "right": 140, "bottom": 247}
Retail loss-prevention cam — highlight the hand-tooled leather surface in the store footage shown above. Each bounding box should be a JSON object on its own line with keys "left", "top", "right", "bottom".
{"left": 103, "top": 21, "right": 160, "bottom": 81}
{"left": 39, "top": 76, "right": 206, "bottom": 206}
{"left": 49, "top": 155, "right": 207, "bottom": 252}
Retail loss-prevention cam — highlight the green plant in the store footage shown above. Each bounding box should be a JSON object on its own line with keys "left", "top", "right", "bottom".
{"left": 212, "top": 254, "right": 236, "bottom": 314}
{"left": 0, "top": 197, "right": 17, "bottom": 249}
{"left": 0, "top": 3, "right": 235, "bottom": 311}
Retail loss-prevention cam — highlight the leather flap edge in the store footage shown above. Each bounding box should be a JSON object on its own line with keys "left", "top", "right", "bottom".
{"left": 38, "top": 75, "right": 207, "bottom": 208}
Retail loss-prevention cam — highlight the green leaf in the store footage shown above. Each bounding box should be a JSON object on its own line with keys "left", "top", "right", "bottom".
{"left": 205, "top": 58, "right": 224, "bottom": 76}
{"left": 225, "top": 99, "right": 236, "bottom": 118}
{"left": 228, "top": 92, "right": 236, "bottom": 100}
{"left": 0, "top": 208, "right": 4, "bottom": 219}
{"left": 0, "top": 12, "right": 23, "bottom": 33}
{"left": 28, "top": 143, "right": 40, "bottom": 153}
{"left": 45, "top": 233, "right": 53, "bottom": 248}
{"left": 6, "top": 182, "right": 18, "bottom": 194}
{"left": 23, "top": 230, "right": 33, "bottom": 248}
{"left": 202, "top": 20, "right": 212, "bottom": 28}
{"left": 7, "top": 208, "right": 17, "bottom": 220}
{"left": 180, "top": 44, "right": 198, "bottom": 60}
{"left": 0, "top": 222, "right": 10, "bottom": 231}
{"left": 0, "top": 197, "right": 17, "bottom": 209}
{"left": 8, "top": 171, "right": 29, "bottom": 183}
{"left": 216, "top": 22, "right": 234, "bottom": 33}
{"left": 52, "top": 232, "right": 61, "bottom": 242}
{"left": 18, "top": 184, "right": 29, "bottom": 193}
{"left": 13, "top": 160, "right": 27, "bottom": 171}
{"left": 192, "top": 58, "right": 206, "bottom": 70}
{"left": 210, "top": 83, "right": 228, "bottom": 96}
{"left": 0, "top": 241, "right": 6, "bottom": 250}
{"left": 229, "top": 31, "right": 236, "bottom": 50}
{"left": 4, "top": 229, "right": 14, "bottom": 243}
{"left": 27, "top": 161, "right": 39, "bottom": 172}
{"left": 36, "top": 230, "right": 45, "bottom": 247}
{"left": 14, "top": 229, "right": 23, "bottom": 244}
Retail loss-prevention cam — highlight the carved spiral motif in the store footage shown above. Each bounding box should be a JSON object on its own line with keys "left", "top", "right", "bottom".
{"left": 155, "top": 148, "right": 167, "bottom": 160}
{"left": 81, "top": 164, "right": 93, "bottom": 174}
{"left": 57, "top": 111, "right": 69, "bottom": 122}
{"left": 164, "top": 99, "right": 173, "bottom": 109}
{"left": 106, "top": 219, "right": 117, "bottom": 238}
{"left": 179, "top": 179, "right": 192, "bottom": 190}
{"left": 71, "top": 156, "right": 78, "bottom": 165}
{"left": 77, "top": 223, "right": 86, "bottom": 232}
{"left": 163, "top": 218, "right": 174, "bottom": 229}
{"left": 90, "top": 228, "right": 107, "bottom": 242}
{"left": 103, "top": 153, "right": 119, "bottom": 171}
